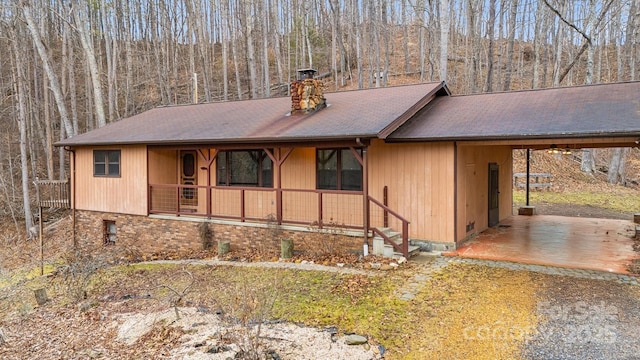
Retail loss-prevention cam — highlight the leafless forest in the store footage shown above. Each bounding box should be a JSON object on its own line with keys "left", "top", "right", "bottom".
{"left": 0, "top": 0, "right": 638, "bottom": 236}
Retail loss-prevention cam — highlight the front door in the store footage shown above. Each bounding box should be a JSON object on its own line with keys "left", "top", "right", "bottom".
{"left": 488, "top": 163, "right": 499, "bottom": 227}
{"left": 180, "top": 150, "right": 198, "bottom": 207}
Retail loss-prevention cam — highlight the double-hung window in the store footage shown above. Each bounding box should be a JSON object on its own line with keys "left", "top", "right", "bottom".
{"left": 316, "top": 148, "right": 363, "bottom": 191}
{"left": 216, "top": 150, "right": 273, "bottom": 187}
{"left": 93, "top": 150, "right": 121, "bottom": 177}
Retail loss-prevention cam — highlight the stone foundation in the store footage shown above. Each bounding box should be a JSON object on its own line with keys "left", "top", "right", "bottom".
{"left": 75, "top": 210, "right": 365, "bottom": 258}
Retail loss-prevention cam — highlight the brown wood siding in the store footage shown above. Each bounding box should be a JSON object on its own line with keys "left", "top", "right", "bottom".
{"left": 279, "top": 148, "right": 364, "bottom": 227}
{"left": 455, "top": 145, "right": 513, "bottom": 242}
{"left": 280, "top": 148, "right": 317, "bottom": 223}
{"left": 149, "top": 149, "right": 178, "bottom": 183}
{"left": 75, "top": 145, "right": 148, "bottom": 215}
{"left": 149, "top": 149, "right": 178, "bottom": 212}
{"left": 368, "top": 140, "right": 456, "bottom": 242}
{"left": 244, "top": 190, "right": 277, "bottom": 219}
{"left": 281, "top": 148, "right": 315, "bottom": 189}
{"left": 282, "top": 191, "right": 317, "bottom": 224}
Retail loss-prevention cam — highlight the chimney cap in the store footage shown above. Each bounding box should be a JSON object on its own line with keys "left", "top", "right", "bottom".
{"left": 297, "top": 68, "right": 317, "bottom": 79}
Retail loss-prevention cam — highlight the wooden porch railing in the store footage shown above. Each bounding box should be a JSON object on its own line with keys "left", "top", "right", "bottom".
{"left": 148, "top": 184, "right": 363, "bottom": 229}
{"left": 367, "top": 195, "right": 410, "bottom": 258}
{"left": 35, "top": 179, "right": 71, "bottom": 209}
{"left": 149, "top": 184, "right": 410, "bottom": 257}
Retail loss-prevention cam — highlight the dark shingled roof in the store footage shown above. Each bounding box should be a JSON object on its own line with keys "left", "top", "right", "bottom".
{"left": 56, "top": 82, "right": 446, "bottom": 146}
{"left": 388, "top": 81, "right": 640, "bottom": 141}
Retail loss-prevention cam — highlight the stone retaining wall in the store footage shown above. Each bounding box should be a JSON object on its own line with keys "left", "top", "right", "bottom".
{"left": 75, "top": 210, "right": 365, "bottom": 257}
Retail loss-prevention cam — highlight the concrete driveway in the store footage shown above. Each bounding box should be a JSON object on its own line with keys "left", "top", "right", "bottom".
{"left": 454, "top": 215, "right": 638, "bottom": 274}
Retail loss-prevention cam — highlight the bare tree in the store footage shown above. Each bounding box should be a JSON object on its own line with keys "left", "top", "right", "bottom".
{"left": 543, "top": 0, "right": 616, "bottom": 86}
{"left": 503, "top": 0, "right": 519, "bottom": 91}
{"left": 543, "top": 0, "right": 617, "bottom": 175}
{"left": 19, "top": 1, "right": 74, "bottom": 138}
{"left": 439, "top": 0, "right": 449, "bottom": 82}
{"left": 9, "top": 23, "right": 34, "bottom": 237}
{"left": 484, "top": 0, "right": 497, "bottom": 92}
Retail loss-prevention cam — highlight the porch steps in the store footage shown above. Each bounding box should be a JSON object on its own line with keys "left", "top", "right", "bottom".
{"left": 372, "top": 227, "right": 420, "bottom": 259}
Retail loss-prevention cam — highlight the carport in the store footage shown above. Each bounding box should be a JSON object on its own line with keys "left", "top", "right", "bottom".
{"left": 390, "top": 81, "right": 640, "bottom": 272}
{"left": 450, "top": 135, "right": 639, "bottom": 274}
{"left": 455, "top": 215, "right": 638, "bottom": 274}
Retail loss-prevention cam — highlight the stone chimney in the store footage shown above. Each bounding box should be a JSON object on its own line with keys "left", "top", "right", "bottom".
{"left": 291, "top": 68, "right": 326, "bottom": 114}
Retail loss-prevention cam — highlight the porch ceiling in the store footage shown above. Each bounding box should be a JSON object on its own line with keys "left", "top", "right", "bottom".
{"left": 388, "top": 81, "right": 640, "bottom": 145}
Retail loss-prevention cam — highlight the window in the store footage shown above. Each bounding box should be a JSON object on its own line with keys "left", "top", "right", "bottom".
{"left": 216, "top": 150, "right": 273, "bottom": 187}
{"left": 103, "top": 220, "right": 116, "bottom": 245}
{"left": 94, "top": 150, "right": 121, "bottom": 177}
{"left": 316, "top": 148, "right": 362, "bottom": 191}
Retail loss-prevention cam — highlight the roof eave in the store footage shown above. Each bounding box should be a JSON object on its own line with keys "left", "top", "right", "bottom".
{"left": 55, "top": 134, "right": 379, "bottom": 148}
{"left": 386, "top": 131, "right": 640, "bottom": 143}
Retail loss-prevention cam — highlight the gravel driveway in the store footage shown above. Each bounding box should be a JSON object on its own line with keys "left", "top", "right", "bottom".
{"left": 524, "top": 274, "right": 640, "bottom": 360}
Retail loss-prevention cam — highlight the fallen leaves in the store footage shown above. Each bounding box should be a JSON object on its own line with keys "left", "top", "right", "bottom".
{"left": 405, "top": 264, "right": 539, "bottom": 360}
{"left": 331, "top": 274, "right": 371, "bottom": 304}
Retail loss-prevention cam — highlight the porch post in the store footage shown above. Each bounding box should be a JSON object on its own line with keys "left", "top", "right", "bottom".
{"left": 362, "top": 147, "right": 369, "bottom": 254}
{"left": 264, "top": 148, "right": 292, "bottom": 225}
{"left": 526, "top": 148, "right": 530, "bottom": 206}
{"left": 206, "top": 162, "right": 212, "bottom": 219}
{"left": 276, "top": 151, "right": 283, "bottom": 225}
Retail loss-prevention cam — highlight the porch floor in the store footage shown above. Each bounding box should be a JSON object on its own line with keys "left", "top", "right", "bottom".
{"left": 453, "top": 215, "right": 639, "bottom": 274}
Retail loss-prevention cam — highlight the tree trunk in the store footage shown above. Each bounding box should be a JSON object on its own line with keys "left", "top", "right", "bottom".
{"left": 73, "top": 0, "right": 107, "bottom": 128}
{"left": 42, "top": 76, "right": 54, "bottom": 180}
{"left": 628, "top": 0, "right": 639, "bottom": 80}
{"left": 20, "top": 1, "right": 74, "bottom": 137}
{"left": 439, "top": 0, "right": 449, "bottom": 82}
{"left": 608, "top": 148, "right": 629, "bottom": 185}
{"left": 280, "top": 238, "right": 293, "bottom": 259}
{"left": 466, "top": 0, "right": 479, "bottom": 93}
{"left": 221, "top": 0, "right": 230, "bottom": 100}
{"left": 355, "top": 0, "right": 363, "bottom": 88}
{"left": 240, "top": 0, "right": 257, "bottom": 98}
{"left": 10, "top": 29, "right": 35, "bottom": 237}
{"left": 503, "top": 0, "right": 519, "bottom": 91}
{"left": 581, "top": 149, "right": 596, "bottom": 175}
{"left": 262, "top": 0, "right": 270, "bottom": 97}
{"left": 401, "top": 0, "right": 410, "bottom": 74}
{"left": 485, "top": 0, "right": 496, "bottom": 92}
{"left": 532, "top": 0, "right": 547, "bottom": 88}
{"left": 584, "top": 0, "right": 597, "bottom": 85}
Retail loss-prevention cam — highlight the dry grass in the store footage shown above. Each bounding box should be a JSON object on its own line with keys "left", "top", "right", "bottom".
{"left": 0, "top": 259, "right": 544, "bottom": 359}
{"left": 403, "top": 264, "right": 538, "bottom": 359}
{"left": 513, "top": 150, "right": 640, "bottom": 213}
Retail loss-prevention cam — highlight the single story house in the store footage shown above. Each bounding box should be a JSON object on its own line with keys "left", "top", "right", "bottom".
{"left": 56, "top": 77, "right": 640, "bottom": 258}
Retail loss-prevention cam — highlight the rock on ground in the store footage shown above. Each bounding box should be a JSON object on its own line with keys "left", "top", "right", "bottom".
{"left": 114, "top": 308, "right": 381, "bottom": 360}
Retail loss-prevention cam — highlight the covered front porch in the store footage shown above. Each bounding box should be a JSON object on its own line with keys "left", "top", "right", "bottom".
{"left": 145, "top": 143, "right": 412, "bottom": 257}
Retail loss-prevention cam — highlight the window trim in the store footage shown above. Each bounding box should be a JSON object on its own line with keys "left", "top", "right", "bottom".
{"left": 316, "top": 148, "right": 363, "bottom": 191}
{"left": 216, "top": 149, "right": 273, "bottom": 188}
{"left": 93, "top": 150, "right": 121, "bottom": 177}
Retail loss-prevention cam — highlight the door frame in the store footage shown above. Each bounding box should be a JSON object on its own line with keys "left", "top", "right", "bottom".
{"left": 488, "top": 162, "right": 499, "bottom": 227}
{"left": 180, "top": 150, "right": 198, "bottom": 207}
